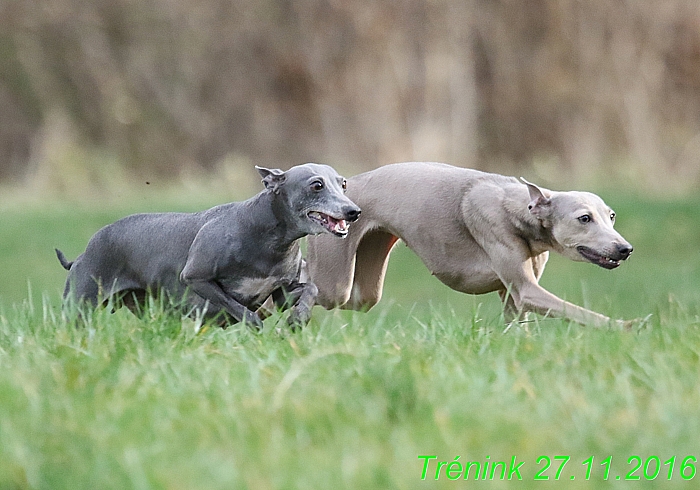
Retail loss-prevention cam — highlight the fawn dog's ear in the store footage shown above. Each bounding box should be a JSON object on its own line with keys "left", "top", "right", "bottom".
{"left": 521, "top": 177, "right": 552, "bottom": 218}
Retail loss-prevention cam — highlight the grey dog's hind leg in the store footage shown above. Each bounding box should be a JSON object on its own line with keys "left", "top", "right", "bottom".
{"left": 56, "top": 249, "right": 98, "bottom": 306}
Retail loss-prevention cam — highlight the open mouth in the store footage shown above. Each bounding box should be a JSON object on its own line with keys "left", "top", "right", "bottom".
{"left": 308, "top": 211, "right": 350, "bottom": 237}
{"left": 576, "top": 246, "right": 622, "bottom": 270}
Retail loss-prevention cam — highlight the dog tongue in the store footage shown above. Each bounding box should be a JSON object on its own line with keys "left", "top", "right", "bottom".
{"left": 327, "top": 216, "right": 348, "bottom": 234}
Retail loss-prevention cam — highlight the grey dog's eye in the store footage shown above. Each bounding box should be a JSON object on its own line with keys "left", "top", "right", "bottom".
{"left": 341, "top": 179, "right": 347, "bottom": 191}
{"left": 578, "top": 214, "right": 592, "bottom": 224}
{"left": 610, "top": 212, "right": 616, "bottom": 222}
{"left": 311, "top": 180, "right": 324, "bottom": 191}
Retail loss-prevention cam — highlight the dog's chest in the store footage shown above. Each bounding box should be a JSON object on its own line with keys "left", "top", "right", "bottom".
{"left": 216, "top": 243, "right": 302, "bottom": 306}
{"left": 232, "top": 276, "right": 283, "bottom": 304}
{"left": 220, "top": 258, "right": 299, "bottom": 306}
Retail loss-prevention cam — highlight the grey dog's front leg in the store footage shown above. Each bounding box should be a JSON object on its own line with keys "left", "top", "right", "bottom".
{"left": 268, "top": 282, "right": 319, "bottom": 329}
{"left": 288, "top": 282, "right": 319, "bottom": 328}
{"left": 185, "top": 279, "right": 263, "bottom": 330}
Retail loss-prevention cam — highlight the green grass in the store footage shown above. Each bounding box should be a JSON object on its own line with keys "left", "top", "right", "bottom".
{"left": 0, "top": 191, "right": 699, "bottom": 489}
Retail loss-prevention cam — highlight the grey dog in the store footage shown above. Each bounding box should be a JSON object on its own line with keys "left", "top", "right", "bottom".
{"left": 56, "top": 163, "right": 361, "bottom": 330}
{"left": 307, "top": 162, "right": 634, "bottom": 328}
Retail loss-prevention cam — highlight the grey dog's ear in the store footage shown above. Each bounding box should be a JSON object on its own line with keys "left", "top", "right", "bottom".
{"left": 520, "top": 177, "right": 551, "bottom": 217}
{"left": 256, "top": 166, "right": 286, "bottom": 194}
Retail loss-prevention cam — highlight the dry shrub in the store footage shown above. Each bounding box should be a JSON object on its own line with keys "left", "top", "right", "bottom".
{"left": 1, "top": 0, "right": 700, "bottom": 191}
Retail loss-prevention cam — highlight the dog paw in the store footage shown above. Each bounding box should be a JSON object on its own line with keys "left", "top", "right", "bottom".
{"left": 242, "top": 311, "right": 264, "bottom": 331}
{"left": 287, "top": 306, "right": 311, "bottom": 330}
{"left": 616, "top": 314, "right": 652, "bottom": 331}
{"left": 617, "top": 319, "right": 635, "bottom": 331}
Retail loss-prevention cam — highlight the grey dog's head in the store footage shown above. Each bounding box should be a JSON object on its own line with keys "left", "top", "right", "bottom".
{"left": 256, "top": 163, "right": 361, "bottom": 238}
{"left": 522, "top": 178, "right": 633, "bottom": 269}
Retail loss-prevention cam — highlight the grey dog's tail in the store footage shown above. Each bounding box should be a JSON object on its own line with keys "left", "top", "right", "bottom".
{"left": 55, "top": 249, "right": 74, "bottom": 270}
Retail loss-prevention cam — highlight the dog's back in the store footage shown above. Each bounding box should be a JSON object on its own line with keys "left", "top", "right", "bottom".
{"left": 59, "top": 210, "right": 213, "bottom": 305}
{"left": 308, "top": 162, "right": 513, "bottom": 308}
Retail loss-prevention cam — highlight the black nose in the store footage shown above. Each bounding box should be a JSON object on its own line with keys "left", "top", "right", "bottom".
{"left": 617, "top": 243, "right": 633, "bottom": 258}
{"left": 344, "top": 206, "right": 361, "bottom": 222}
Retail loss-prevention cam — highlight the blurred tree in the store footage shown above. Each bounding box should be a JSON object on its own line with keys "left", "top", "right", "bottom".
{"left": 1, "top": 0, "right": 700, "bottom": 191}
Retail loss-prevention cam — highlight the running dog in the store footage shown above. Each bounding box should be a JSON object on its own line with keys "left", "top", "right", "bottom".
{"left": 307, "top": 162, "right": 633, "bottom": 328}
{"left": 57, "top": 163, "right": 361, "bottom": 330}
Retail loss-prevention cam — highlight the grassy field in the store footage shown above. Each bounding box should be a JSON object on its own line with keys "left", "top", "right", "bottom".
{"left": 0, "top": 189, "right": 699, "bottom": 489}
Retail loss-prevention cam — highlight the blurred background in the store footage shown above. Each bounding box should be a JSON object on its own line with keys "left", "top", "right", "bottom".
{"left": 3, "top": 0, "right": 700, "bottom": 197}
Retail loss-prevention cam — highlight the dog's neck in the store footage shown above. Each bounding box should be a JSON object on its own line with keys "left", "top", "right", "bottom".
{"left": 248, "top": 190, "right": 308, "bottom": 247}
{"left": 505, "top": 185, "right": 561, "bottom": 256}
